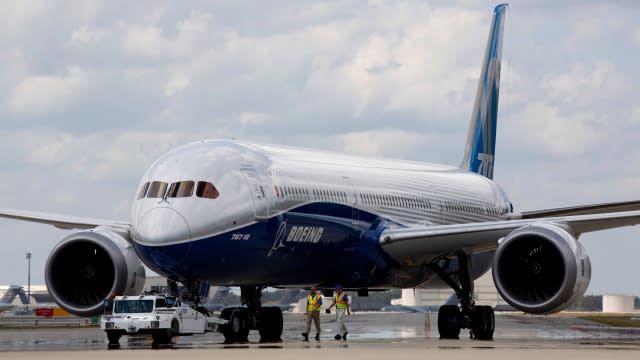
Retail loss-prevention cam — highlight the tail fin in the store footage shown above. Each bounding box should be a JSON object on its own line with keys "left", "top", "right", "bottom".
{"left": 0, "top": 285, "right": 24, "bottom": 304}
{"left": 460, "top": 4, "right": 508, "bottom": 179}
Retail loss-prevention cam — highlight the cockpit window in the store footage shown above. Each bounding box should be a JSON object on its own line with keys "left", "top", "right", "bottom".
{"left": 168, "top": 181, "right": 195, "bottom": 198}
{"left": 136, "top": 182, "right": 150, "bottom": 199}
{"left": 147, "top": 181, "right": 168, "bottom": 198}
{"left": 196, "top": 181, "right": 219, "bottom": 199}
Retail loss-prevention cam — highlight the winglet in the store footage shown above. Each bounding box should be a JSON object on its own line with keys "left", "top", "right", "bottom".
{"left": 460, "top": 4, "right": 508, "bottom": 179}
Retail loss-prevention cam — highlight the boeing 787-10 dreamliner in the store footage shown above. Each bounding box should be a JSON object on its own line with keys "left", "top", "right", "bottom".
{"left": 2, "top": 4, "right": 640, "bottom": 342}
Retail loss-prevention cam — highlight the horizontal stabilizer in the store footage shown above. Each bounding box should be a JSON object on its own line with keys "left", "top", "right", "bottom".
{"left": 519, "top": 200, "right": 640, "bottom": 219}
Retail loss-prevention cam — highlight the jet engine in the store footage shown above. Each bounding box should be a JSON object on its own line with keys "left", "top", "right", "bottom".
{"left": 492, "top": 223, "right": 591, "bottom": 314}
{"left": 45, "top": 226, "right": 145, "bottom": 316}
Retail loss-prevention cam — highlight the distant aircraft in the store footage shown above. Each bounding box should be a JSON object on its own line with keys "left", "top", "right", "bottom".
{"left": 2, "top": 4, "right": 640, "bottom": 342}
{"left": 0, "top": 285, "right": 29, "bottom": 312}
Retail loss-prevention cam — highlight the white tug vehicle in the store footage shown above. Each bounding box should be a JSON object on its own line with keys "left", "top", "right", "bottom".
{"left": 100, "top": 294, "right": 225, "bottom": 347}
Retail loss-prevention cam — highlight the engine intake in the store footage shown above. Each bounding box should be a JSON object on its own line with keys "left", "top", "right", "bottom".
{"left": 492, "top": 223, "right": 591, "bottom": 314}
{"left": 45, "top": 227, "right": 145, "bottom": 316}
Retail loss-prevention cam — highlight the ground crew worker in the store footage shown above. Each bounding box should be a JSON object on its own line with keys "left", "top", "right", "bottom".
{"left": 302, "top": 287, "right": 322, "bottom": 341}
{"left": 327, "top": 284, "right": 351, "bottom": 340}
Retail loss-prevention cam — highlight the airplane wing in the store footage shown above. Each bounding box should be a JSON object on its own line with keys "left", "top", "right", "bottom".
{"left": 380, "top": 210, "right": 640, "bottom": 265}
{"left": 519, "top": 200, "right": 640, "bottom": 219}
{"left": 0, "top": 208, "right": 129, "bottom": 230}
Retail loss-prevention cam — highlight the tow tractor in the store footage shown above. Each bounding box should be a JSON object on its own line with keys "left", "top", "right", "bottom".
{"left": 100, "top": 294, "right": 226, "bottom": 347}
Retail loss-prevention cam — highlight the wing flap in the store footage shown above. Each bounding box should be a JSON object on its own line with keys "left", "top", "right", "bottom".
{"left": 380, "top": 210, "right": 640, "bottom": 265}
{"left": 0, "top": 208, "right": 129, "bottom": 230}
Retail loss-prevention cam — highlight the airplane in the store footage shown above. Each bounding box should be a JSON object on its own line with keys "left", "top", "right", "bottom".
{"left": 0, "top": 285, "right": 30, "bottom": 312}
{"left": 2, "top": 3, "right": 640, "bottom": 342}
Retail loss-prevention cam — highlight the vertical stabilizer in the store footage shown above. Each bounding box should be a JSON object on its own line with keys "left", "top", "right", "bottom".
{"left": 0, "top": 285, "right": 24, "bottom": 304}
{"left": 460, "top": 4, "right": 508, "bottom": 179}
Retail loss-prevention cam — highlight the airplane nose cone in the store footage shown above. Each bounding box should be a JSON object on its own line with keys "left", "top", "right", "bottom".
{"left": 136, "top": 207, "right": 191, "bottom": 245}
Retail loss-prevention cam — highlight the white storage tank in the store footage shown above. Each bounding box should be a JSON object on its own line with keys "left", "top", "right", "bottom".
{"left": 602, "top": 295, "right": 635, "bottom": 313}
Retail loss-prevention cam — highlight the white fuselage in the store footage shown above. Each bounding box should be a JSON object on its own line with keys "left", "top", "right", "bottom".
{"left": 129, "top": 139, "right": 510, "bottom": 288}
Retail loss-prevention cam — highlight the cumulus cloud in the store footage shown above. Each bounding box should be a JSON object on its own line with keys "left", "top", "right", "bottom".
{"left": 334, "top": 129, "right": 429, "bottom": 157}
{"left": 541, "top": 61, "right": 629, "bottom": 107}
{"left": 69, "top": 26, "right": 110, "bottom": 47}
{"left": 7, "top": 66, "right": 93, "bottom": 115}
{"left": 164, "top": 75, "right": 190, "bottom": 97}
{"left": 120, "top": 10, "right": 214, "bottom": 59}
{"left": 507, "top": 101, "right": 602, "bottom": 155}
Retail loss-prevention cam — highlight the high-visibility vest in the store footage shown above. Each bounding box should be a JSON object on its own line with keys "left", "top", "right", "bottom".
{"left": 307, "top": 293, "right": 322, "bottom": 312}
{"left": 335, "top": 292, "right": 347, "bottom": 309}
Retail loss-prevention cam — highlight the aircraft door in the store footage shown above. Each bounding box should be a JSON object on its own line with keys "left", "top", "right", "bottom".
{"left": 241, "top": 168, "right": 269, "bottom": 220}
{"left": 342, "top": 176, "right": 359, "bottom": 225}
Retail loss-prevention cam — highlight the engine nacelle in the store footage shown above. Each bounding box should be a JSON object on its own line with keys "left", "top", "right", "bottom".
{"left": 45, "top": 226, "right": 145, "bottom": 317}
{"left": 492, "top": 223, "right": 591, "bottom": 314}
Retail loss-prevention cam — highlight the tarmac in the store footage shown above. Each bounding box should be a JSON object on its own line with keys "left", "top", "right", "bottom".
{"left": 1, "top": 312, "right": 640, "bottom": 359}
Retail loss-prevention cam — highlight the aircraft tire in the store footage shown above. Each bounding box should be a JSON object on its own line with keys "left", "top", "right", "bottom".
{"left": 471, "top": 306, "right": 495, "bottom": 340}
{"left": 438, "top": 305, "right": 461, "bottom": 339}
{"left": 221, "top": 307, "right": 249, "bottom": 343}
{"left": 258, "top": 306, "right": 283, "bottom": 342}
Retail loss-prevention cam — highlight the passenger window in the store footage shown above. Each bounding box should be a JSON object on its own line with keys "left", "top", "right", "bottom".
{"left": 137, "top": 182, "right": 150, "bottom": 199}
{"left": 168, "top": 181, "right": 195, "bottom": 198}
{"left": 147, "top": 181, "right": 168, "bottom": 198}
{"left": 196, "top": 181, "right": 220, "bottom": 199}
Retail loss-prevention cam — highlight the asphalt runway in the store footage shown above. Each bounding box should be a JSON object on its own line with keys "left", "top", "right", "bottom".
{"left": 2, "top": 312, "right": 640, "bottom": 359}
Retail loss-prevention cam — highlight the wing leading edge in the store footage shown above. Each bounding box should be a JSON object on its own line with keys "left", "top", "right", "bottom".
{"left": 0, "top": 208, "right": 129, "bottom": 230}
{"left": 380, "top": 210, "right": 640, "bottom": 266}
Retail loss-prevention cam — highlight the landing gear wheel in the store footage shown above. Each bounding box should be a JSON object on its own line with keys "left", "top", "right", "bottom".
{"left": 471, "top": 305, "right": 495, "bottom": 340}
{"left": 438, "top": 305, "right": 461, "bottom": 339}
{"left": 221, "top": 307, "right": 249, "bottom": 343}
{"left": 106, "top": 331, "right": 121, "bottom": 349}
{"left": 258, "top": 306, "right": 283, "bottom": 342}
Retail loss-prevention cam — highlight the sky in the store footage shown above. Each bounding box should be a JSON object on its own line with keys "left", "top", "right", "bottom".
{"left": 1, "top": 0, "right": 640, "bottom": 296}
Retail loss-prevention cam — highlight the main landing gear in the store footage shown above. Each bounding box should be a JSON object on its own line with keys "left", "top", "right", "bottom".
{"left": 220, "top": 286, "right": 283, "bottom": 343}
{"left": 431, "top": 253, "right": 495, "bottom": 341}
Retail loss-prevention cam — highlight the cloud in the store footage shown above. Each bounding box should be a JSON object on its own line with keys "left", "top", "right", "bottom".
{"left": 7, "top": 66, "right": 93, "bottom": 115}
{"left": 239, "top": 112, "right": 269, "bottom": 127}
{"left": 164, "top": 75, "right": 190, "bottom": 97}
{"left": 541, "top": 61, "right": 629, "bottom": 107}
{"left": 507, "top": 101, "right": 602, "bottom": 155}
{"left": 564, "top": 4, "right": 625, "bottom": 46}
{"left": 120, "top": 10, "right": 214, "bottom": 59}
{"left": 631, "top": 106, "right": 640, "bottom": 125}
{"left": 69, "top": 26, "right": 110, "bottom": 47}
{"left": 334, "top": 129, "right": 429, "bottom": 157}
{"left": 633, "top": 27, "right": 640, "bottom": 46}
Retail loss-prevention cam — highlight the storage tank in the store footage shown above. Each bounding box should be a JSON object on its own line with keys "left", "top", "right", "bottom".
{"left": 602, "top": 295, "right": 635, "bottom": 313}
